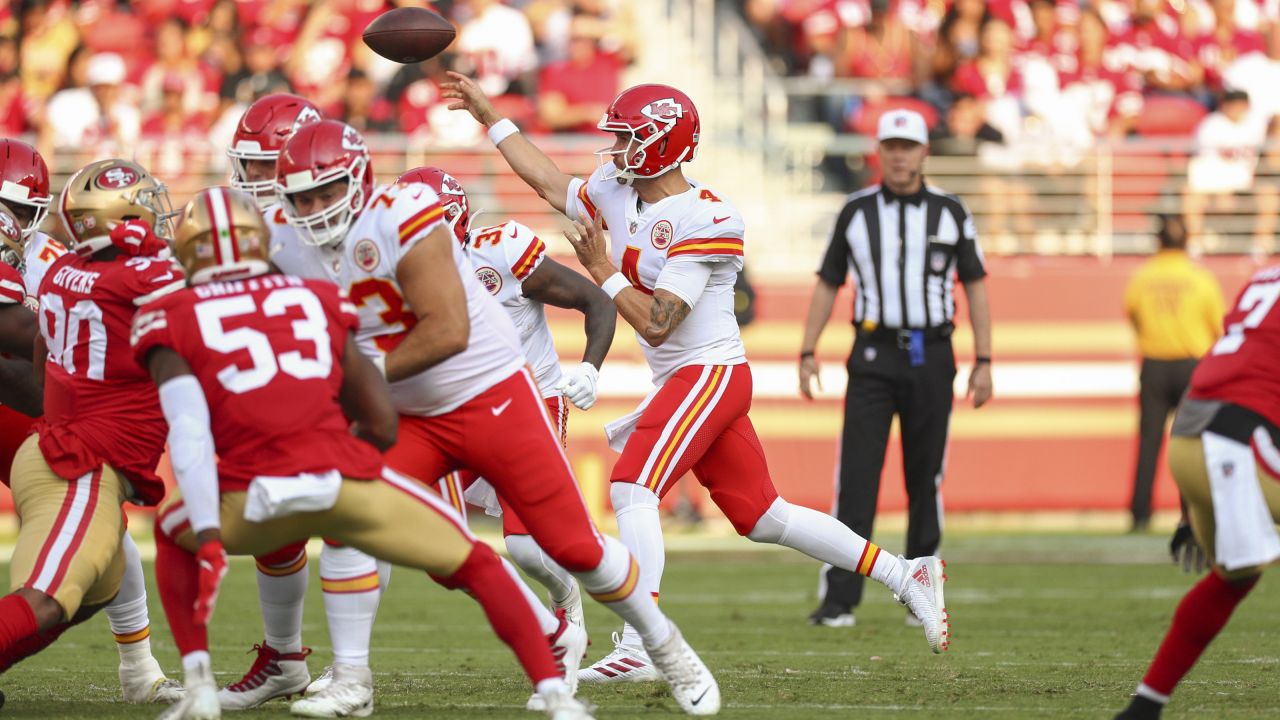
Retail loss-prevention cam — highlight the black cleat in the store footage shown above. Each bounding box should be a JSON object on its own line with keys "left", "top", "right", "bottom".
{"left": 807, "top": 602, "right": 855, "bottom": 627}
{"left": 1115, "top": 695, "right": 1163, "bottom": 720}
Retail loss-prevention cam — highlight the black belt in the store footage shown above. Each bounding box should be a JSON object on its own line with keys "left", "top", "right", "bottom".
{"left": 856, "top": 323, "right": 954, "bottom": 349}
{"left": 1207, "top": 402, "right": 1280, "bottom": 446}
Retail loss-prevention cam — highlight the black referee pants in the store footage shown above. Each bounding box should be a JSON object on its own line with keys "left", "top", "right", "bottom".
{"left": 1130, "top": 357, "right": 1198, "bottom": 526}
{"left": 821, "top": 336, "right": 956, "bottom": 610}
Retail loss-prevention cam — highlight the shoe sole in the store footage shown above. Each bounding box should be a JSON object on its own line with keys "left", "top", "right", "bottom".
{"left": 291, "top": 698, "right": 374, "bottom": 718}
{"left": 810, "top": 614, "right": 855, "bottom": 628}
{"left": 926, "top": 558, "right": 950, "bottom": 653}
{"left": 218, "top": 680, "right": 311, "bottom": 709}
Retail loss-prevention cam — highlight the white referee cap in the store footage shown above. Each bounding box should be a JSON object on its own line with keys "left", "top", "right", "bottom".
{"left": 876, "top": 109, "right": 928, "bottom": 145}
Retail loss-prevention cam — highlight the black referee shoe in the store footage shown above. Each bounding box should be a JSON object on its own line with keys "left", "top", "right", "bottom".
{"left": 808, "top": 602, "right": 855, "bottom": 627}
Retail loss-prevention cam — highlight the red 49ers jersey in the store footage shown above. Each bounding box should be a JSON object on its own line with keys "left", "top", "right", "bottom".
{"left": 0, "top": 262, "right": 24, "bottom": 305}
{"left": 131, "top": 275, "right": 383, "bottom": 491}
{"left": 1188, "top": 264, "right": 1280, "bottom": 429}
{"left": 34, "top": 251, "right": 186, "bottom": 503}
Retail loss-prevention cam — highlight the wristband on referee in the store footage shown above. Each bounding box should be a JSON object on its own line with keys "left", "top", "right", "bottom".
{"left": 601, "top": 272, "right": 631, "bottom": 300}
{"left": 487, "top": 118, "right": 520, "bottom": 145}
{"left": 975, "top": 356, "right": 992, "bottom": 365}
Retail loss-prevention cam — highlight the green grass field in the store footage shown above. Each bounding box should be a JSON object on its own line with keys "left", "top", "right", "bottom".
{"left": 2, "top": 532, "right": 1277, "bottom": 719}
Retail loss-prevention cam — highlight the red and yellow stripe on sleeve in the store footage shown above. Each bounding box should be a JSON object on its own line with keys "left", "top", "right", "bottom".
{"left": 576, "top": 183, "right": 607, "bottom": 229}
{"left": 511, "top": 238, "right": 546, "bottom": 280}
{"left": 666, "top": 237, "right": 744, "bottom": 259}
{"left": 398, "top": 202, "right": 446, "bottom": 246}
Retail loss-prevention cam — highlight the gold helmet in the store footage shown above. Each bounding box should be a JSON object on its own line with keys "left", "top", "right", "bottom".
{"left": 0, "top": 201, "right": 24, "bottom": 273}
{"left": 174, "top": 187, "right": 271, "bottom": 285}
{"left": 57, "top": 159, "right": 176, "bottom": 255}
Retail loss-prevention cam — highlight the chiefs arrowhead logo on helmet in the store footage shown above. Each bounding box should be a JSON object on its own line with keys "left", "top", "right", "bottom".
{"left": 641, "top": 99, "right": 684, "bottom": 122}
{"left": 294, "top": 105, "right": 322, "bottom": 131}
{"left": 95, "top": 165, "right": 140, "bottom": 190}
{"left": 342, "top": 125, "right": 367, "bottom": 152}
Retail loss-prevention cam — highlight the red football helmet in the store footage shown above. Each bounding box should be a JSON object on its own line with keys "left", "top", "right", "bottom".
{"left": 398, "top": 166, "right": 470, "bottom": 245}
{"left": 228, "top": 93, "right": 323, "bottom": 208}
{"left": 276, "top": 120, "right": 374, "bottom": 247}
{"left": 0, "top": 139, "right": 51, "bottom": 239}
{"left": 597, "top": 84, "right": 700, "bottom": 182}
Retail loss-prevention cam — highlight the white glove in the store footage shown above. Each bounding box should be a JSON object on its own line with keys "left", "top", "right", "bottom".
{"left": 557, "top": 362, "right": 600, "bottom": 410}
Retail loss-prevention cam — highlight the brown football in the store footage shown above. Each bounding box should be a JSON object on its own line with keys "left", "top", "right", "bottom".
{"left": 362, "top": 7, "right": 456, "bottom": 64}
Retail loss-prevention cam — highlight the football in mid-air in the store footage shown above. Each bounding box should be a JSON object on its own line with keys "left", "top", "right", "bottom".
{"left": 362, "top": 7, "right": 456, "bottom": 64}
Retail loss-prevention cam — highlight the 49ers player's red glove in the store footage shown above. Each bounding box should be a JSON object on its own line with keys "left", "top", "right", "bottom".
{"left": 109, "top": 218, "right": 168, "bottom": 257}
{"left": 194, "top": 540, "right": 229, "bottom": 626}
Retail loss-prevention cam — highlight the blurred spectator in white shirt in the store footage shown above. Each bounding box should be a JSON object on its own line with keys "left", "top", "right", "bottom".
{"left": 1222, "top": 20, "right": 1280, "bottom": 120}
{"left": 1184, "top": 89, "right": 1268, "bottom": 237}
{"left": 454, "top": 0, "right": 538, "bottom": 97}
{"left": 42, "top": 52, "right": 139, "bottom": 158}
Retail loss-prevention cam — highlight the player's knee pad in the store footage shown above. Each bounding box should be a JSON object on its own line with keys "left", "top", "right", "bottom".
{"left": 610, "top": 482, "right": 660, "bottom": 516}
{"left": 319, "top": 544, "right": 378, "bottom": 580}
{"left": 746, "top": 497, "right": 790, "bottom": 544}
{"left": 573, "top": 535, "right": 633, "bottom": 595}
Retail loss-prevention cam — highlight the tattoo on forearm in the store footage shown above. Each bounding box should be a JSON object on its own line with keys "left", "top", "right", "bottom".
{"left": 646, "top": 294, "right": 690, "bottom": 339}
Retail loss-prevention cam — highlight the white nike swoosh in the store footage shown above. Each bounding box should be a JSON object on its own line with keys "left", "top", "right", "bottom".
{"left": 491, "top": 399, "right": 513, "bottom": 416}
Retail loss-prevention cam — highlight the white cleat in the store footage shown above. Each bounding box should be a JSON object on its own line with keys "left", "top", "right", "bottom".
{"left": 577, "top": 632, "right": 662, "bottom": 684}
{"left": 157, "top": 662, "right": 219, "bottom": 720}
{"left": 121, "top": 655, "right": 184, "bottom": 704}
{"left": 290, "top": 663, "right": 374, "bottom": 718}
{"left": 540, "top": 685, "right": 595, "bottom": 720}
{"left": 646, "top": 623, "right": 720, "bottom": 716}
{"left": 217, "top": 643, "right": 312, "bottom": 709}
{"left": 895, "top": 556, "right": 950, "bottom": 653}
{"left": 528, "top": 610, "right": 589, "bottom": 711}
{"left": 304, "top": 665, "right": 334, "bottom": 697}
{"left": 553, "top": 582, "right": 586, "bottom": 633}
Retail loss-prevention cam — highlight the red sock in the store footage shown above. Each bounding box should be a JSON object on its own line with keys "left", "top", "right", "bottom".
{"left": 0, "top": 594, "right": 41, "bottom": 672}
{"left": 155, "top": 523, "right": 207, "bottom": 657}
{"left": 1141, "top": 571, "right": 1258, "bottom": 697}
{"left": 435, "top": 544, "right": 560, "bottom": 684}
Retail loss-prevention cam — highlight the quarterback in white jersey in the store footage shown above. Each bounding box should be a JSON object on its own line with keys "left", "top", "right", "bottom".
{"left": 446, "top": 74, "right": 955, "bottom": 684}
{"left": 269, "top": 119, "right": 722, "bottom": 717}
{"left": 0, "top": 144, "right": 180, "bottom": 706}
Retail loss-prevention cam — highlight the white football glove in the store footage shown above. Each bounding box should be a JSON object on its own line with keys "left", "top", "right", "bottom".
{"left": 557, "top": 362, "right": 600, "bottom": 410}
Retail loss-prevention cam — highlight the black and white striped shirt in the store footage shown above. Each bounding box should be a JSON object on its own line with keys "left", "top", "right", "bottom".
{"left": 818, "top": 183, "right": 986, "bottom": 330}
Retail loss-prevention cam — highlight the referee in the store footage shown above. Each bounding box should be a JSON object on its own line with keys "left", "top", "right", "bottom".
{"left": 798, "top": 109, "right": 993, "bottom": 627}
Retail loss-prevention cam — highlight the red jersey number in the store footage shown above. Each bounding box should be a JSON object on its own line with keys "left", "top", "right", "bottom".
{"left": 348, "top": 278, "right": 417, "bottom": 352}
{"left": 621, "top": 245, "right": 654, "bottom": 295}
{"left": 195, "top": 287, "right": 332, "bottom": 393}
{"left": 1211, "top": 279, "right": 1280, "bottom": 356}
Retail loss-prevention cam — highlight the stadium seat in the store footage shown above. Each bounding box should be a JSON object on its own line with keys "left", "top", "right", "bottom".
{"left": 1134, "top": 96, "right": 1209, "bottom": 137}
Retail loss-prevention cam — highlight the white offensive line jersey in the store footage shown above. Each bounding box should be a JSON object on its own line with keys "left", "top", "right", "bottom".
{"left": 267, "top": 182, "right": 524, "bottom": 416}
{"left": 463, "top": 220, "right": 562, "bottom": 397}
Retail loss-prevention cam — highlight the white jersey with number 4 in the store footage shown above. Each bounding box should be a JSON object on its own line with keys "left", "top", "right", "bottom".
{"left": 464, "top": 220, "right": 562, "bottom": 396}
{"left": 565, "top": 165, "right": 746, "bottom": 384}
{"left": 268, "top": 182, "right": 524, "bottom": 416}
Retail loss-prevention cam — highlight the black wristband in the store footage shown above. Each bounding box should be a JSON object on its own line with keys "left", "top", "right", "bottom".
{"left": 800, "top": 350, "right": 815, "bottom": 360}
{"left": 975, "top": 356, "right": 992, "bottom": 365}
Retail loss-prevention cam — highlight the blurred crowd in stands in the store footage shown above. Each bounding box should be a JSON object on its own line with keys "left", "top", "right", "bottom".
{"left": 741, "top": 0, "right": 1280, "bottom": 248}
{"left": 0, "top": 0, "right": 633, "bottom": 178}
